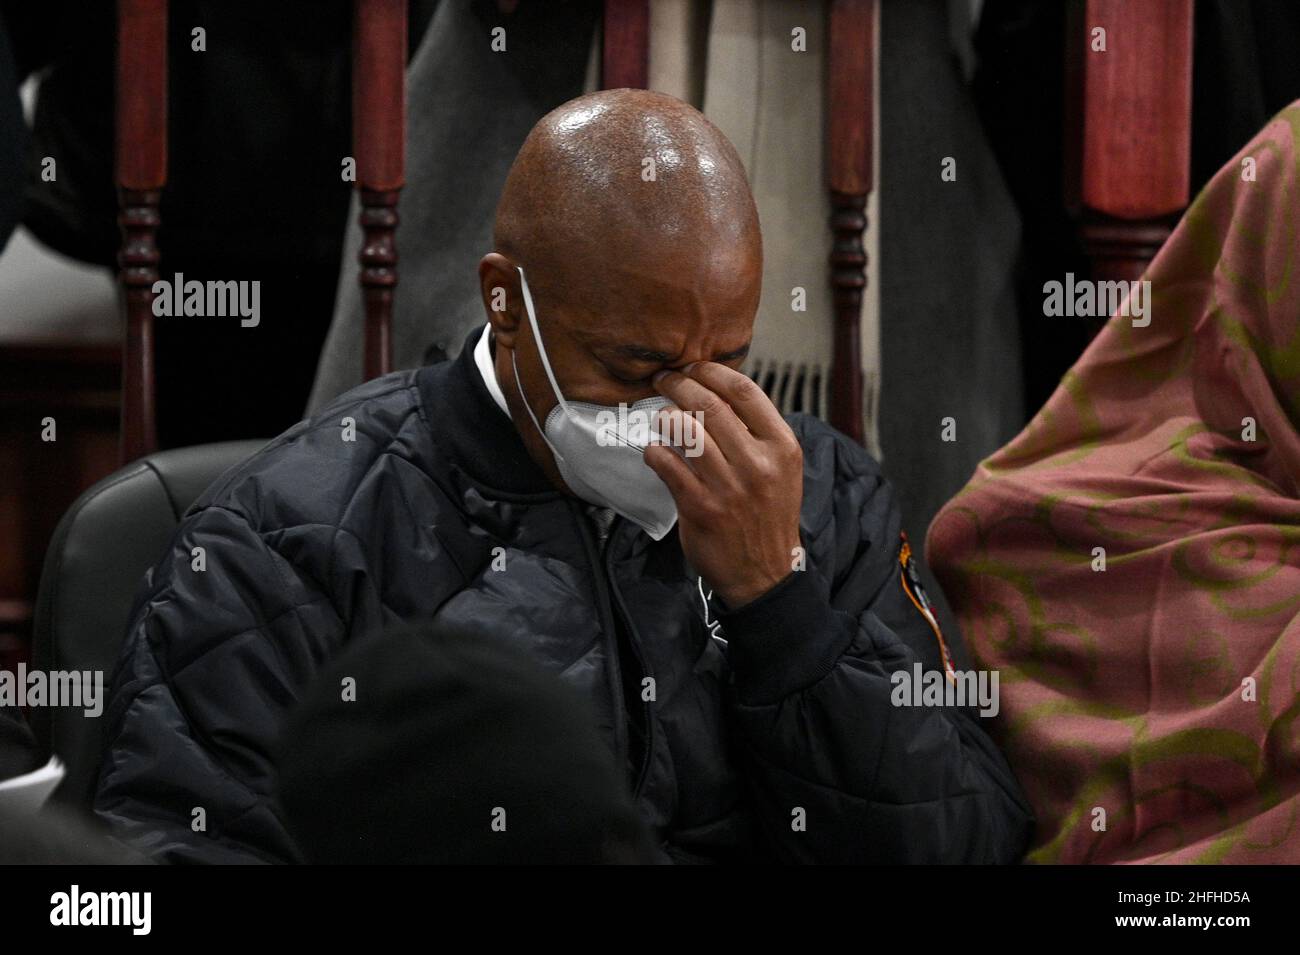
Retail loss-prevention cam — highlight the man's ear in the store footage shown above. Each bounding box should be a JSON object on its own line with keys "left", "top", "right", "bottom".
{"left": 478, "top": 252, "right": 522, "bottom": 349}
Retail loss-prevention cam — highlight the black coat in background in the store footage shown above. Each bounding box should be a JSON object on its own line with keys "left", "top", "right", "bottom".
{"left": 4, "top": 0, "right": 439, "bottom": 447}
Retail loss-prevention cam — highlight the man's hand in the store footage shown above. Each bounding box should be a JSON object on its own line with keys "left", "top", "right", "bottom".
{"left": 644, "top": 362, "right": 804, "bottom": 609}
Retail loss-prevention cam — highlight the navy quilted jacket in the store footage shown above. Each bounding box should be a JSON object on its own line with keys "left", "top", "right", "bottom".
{"left": 93, "top": 329, "right": 1033, "bottom": 863}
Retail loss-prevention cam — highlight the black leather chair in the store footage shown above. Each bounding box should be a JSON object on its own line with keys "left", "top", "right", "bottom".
{"left": 30, "top": 439, "right": 269, "bottom": 809}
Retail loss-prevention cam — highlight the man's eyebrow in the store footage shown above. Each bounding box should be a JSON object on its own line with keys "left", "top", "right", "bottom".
{"left": 610, "top": 342, "right": 751, "bottom": 363}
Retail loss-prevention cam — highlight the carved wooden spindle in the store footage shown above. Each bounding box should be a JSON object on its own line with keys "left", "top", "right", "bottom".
{"left": 1078, "top": 219, "right": 1175, "bottom": 284}
{"left": 1066, "top": 0, "right": 1193, "bottom": 292}
{"left": 602, "top": 0, "right": 649, "bottom": 89}
{"left": 826, "top": 0, "right": 874, "bottom": 446}
{"left": 115, "top": 0, "right": 167, "bottom": 463}
{"left": 354, "top": 0, "right": 407, "bottom": 380}
{"left": 829, "top": 196, "right": 867, "bottom": 444}
{"left": 117, "top": 190, "right": 161, "bottom": 460}
{"left": 358, "top": 188, "right": 399, "bottom": 379}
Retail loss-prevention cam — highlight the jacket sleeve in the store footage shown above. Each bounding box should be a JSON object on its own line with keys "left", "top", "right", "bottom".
{"left": 717, "top": 428, "right": 1034, "bottom": 864}
{"left": 93, "top": 504, "right": 358, "bottom": 864}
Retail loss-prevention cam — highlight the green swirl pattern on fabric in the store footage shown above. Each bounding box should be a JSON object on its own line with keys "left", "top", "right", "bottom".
{"left": 927, "top": 103, "right": 1300, "bottom": 863}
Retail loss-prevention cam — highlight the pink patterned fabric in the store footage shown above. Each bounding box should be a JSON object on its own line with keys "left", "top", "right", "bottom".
{"left": 927, "top": 104, "right": 1300, "bottom": 863}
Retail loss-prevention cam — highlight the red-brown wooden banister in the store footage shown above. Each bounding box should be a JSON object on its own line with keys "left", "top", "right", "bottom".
{"left": 115, "top": 0, "right": 167, "bottom": 463}
{"left": 354, "top": 0, "right": 406, "bottom": 380}
{"left": 1065, "top": 0, "right": 1194, "bottom": 288}
{"left": 826, "top": 0, "right": 874, "bottom": 446}
{"left": 601, "top": 0, "right": 649, "bottom": 89}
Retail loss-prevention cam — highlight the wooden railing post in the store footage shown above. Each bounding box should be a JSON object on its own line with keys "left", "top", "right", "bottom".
{"left": 602, "top": 0, "right": 649, "bottom": 89}
{"left": 354, "top": 0, "right": 406, "bottom": 380}
{"left": 1065, "top": 0, "right": 1194, "bottom": 287}
{"left": 827, "top": 0, "right": 874, "bottom": 446}
{"left": 115, "top": 0, "right": 167, "bottom": 463}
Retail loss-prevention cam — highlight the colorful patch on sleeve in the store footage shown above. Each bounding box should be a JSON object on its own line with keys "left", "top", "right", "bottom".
{"left": 898, "top": 532, "right": 957, "bottom": 684}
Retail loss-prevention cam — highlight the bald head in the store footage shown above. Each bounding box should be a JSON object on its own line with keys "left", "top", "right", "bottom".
{"left": 493, "top": 88, "right": 762, "bottom": 306}
{"left": 481, "top": 90, "right": 764, "bottom": 496}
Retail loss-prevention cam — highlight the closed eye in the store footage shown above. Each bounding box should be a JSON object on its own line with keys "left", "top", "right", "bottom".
{"left": 608, "top": 368, "right": 654, "bottom": 385}
{"left": 601, "top": 342, "right": 751, "bottom": 383}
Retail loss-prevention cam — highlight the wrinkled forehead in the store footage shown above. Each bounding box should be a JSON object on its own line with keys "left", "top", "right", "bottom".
{"left": 535, "top": 239, "right": 761, "bottom": 355}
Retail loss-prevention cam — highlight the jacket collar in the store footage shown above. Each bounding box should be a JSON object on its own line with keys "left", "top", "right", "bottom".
{"left": 417, "top": 327, "right": 561, "bottom": 498}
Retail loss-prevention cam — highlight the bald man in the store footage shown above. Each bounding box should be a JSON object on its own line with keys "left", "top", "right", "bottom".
{"left": 94, "top": 90, "right": 1032, "bottom": 864}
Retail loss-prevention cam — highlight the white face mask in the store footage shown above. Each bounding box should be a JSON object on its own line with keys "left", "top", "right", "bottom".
{"left": 510, "top": 265, "right": 679, "bottom": 541}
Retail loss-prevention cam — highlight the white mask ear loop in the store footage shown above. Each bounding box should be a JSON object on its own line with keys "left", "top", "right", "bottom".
{"left": 511, "top": 266, "right": 568, "bottom": 463}
{"left": 517, "top": 266, "right": 574, "bottom": 420}
{"left": 510, "top": 349, "right": 558, "bottom": 455}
